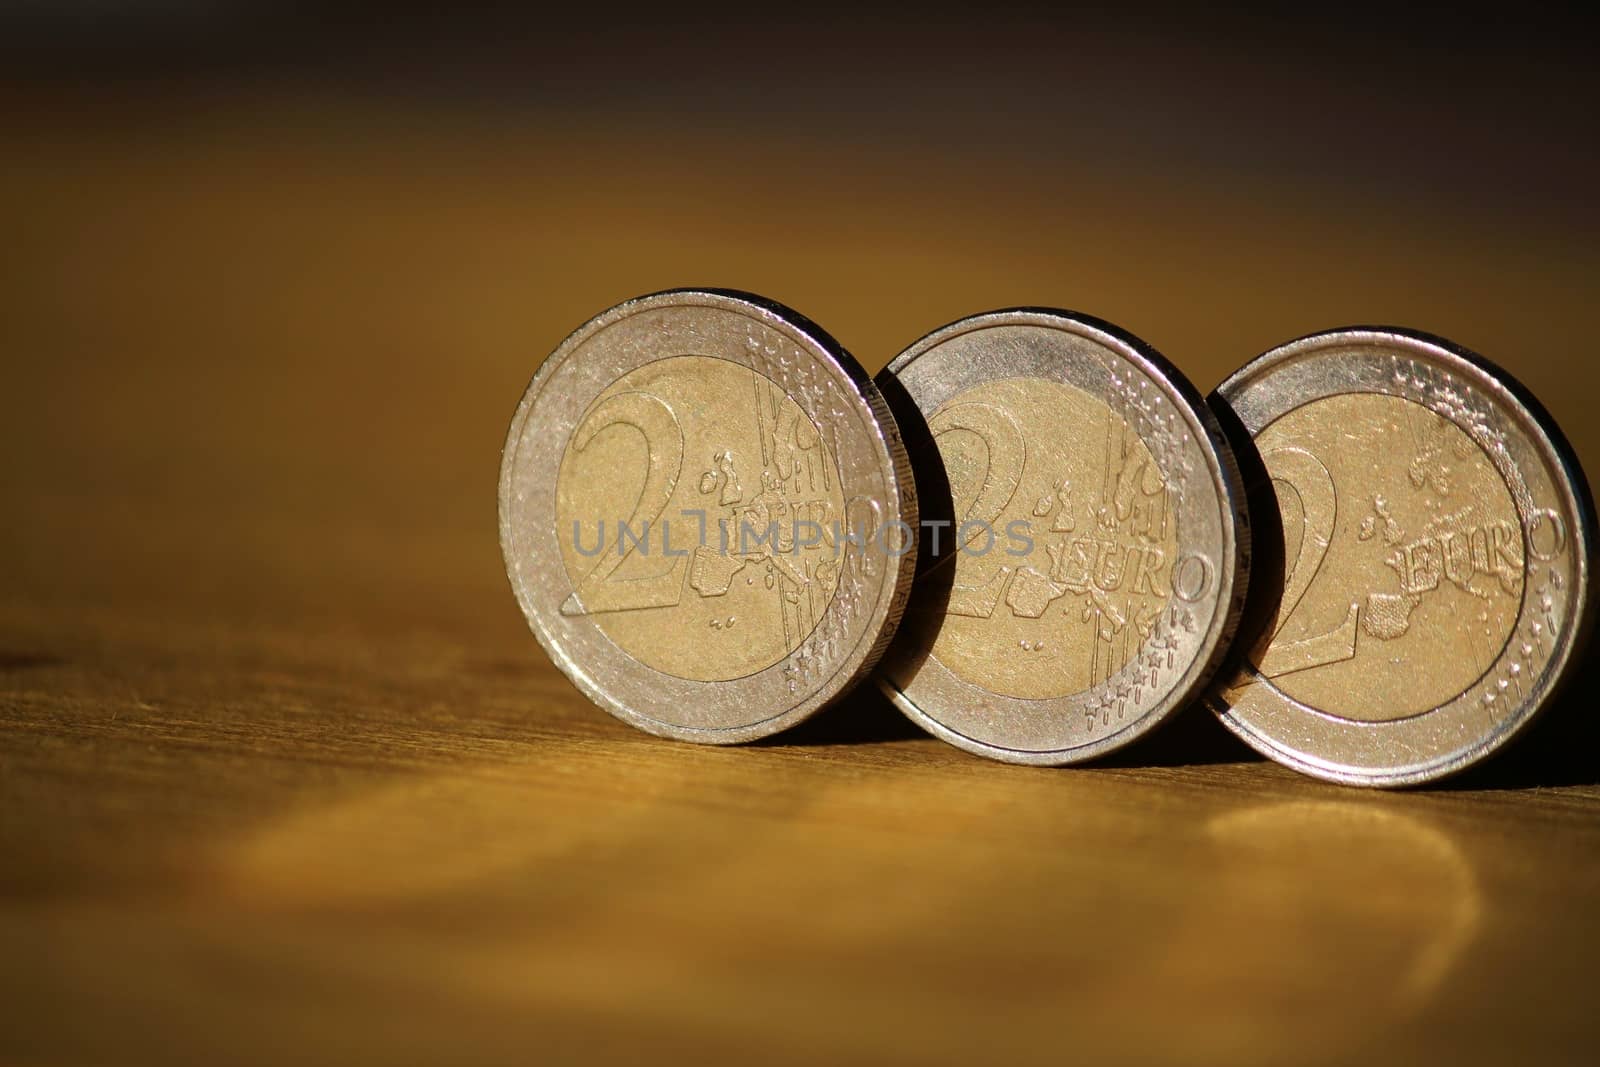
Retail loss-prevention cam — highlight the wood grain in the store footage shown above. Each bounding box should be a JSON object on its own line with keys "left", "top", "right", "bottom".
{"left": 3, "top": 92, "right": 1598, "bottom": 1067}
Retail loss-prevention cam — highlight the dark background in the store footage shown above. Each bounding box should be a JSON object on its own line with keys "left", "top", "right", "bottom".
{"left": 8, "top": 6, "right": 1595, "bottom": 222}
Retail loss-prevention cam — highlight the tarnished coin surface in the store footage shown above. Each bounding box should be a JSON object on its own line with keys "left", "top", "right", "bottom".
{"left": 875, "top": 309, "right": 1250, "bottom": 764}
{"left": 1207, "top": 327, "right": 1595, "bottom": 786}
{"left": 499, "top": 289, "right": 917, "bottom": 743}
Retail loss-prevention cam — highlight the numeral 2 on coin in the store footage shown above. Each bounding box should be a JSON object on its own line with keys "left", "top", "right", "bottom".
{"left": 1254, "top": 446, "right": 1359, "bottom": 677}
{"left": 560, "top": 391, "right": 688, "bottom": 616}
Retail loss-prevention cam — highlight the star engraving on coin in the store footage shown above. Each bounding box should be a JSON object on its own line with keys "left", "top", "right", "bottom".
{"left": 875, "top": 309, "right": 1250, "bottom": 764}
{"left": 1207, "top": 328, "right": 1595, "bottom": 786}
{"left": 500, "top": 290, "right": 917, "bottom": 743}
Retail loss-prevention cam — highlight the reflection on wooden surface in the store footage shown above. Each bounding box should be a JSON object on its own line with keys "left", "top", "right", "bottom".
{"left": 2, "top": 85, "right": 1598, "bottom": 1067}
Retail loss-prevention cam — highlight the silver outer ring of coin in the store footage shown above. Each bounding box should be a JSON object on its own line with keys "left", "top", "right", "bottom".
{"left": 498, "top": 288, "right": 917, "bottom": 744}
{"left": 875, "top": 308, "right": 1251, "bottom": 765}
{"left": 1206, "top": 326, "right": 1596, "bottom": 787}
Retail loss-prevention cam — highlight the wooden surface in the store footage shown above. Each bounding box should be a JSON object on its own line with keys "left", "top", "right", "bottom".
{"left": 4, "top": 85, "right": 1599, "bottom": 1067}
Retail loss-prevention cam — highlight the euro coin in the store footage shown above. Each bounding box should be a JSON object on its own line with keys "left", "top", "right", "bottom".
{"left": 499, "top": 289, "right": 917, "bottom": 743}
{"left": 1207, "top": 327, "right": 1595, "bottom": 786}
{"left": 875, "top": 309, "right": 1250, "bottom": 764}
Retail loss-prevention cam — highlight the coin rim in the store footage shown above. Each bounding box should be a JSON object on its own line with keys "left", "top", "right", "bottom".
{"left": 1206, "top": 325, "right": 1597, "bottom": 786}
{"left": 876, "top": 307, "right": 1251, "bottom": 765}
{"left": 498, "top": 288, "right": 918, "bottom": 743}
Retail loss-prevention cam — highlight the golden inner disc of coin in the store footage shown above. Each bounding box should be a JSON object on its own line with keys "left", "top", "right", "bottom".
{"left": 554, "top": 355, "right": 846, "bottom": 682}
{"left": 928, "top": 377, "right": 1180, "bottom": 701}
{"left": 1248, "top": 392, "right": 1524, "bottom": 721}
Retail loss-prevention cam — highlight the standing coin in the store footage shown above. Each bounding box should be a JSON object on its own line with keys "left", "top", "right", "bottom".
{"left": 1206, "top": 327, "right": 1595, "bottom": 786}
{"left": 875, "top": 309, "right": 1250, "bottom": 764}
{"left": 499, "top": 289, "right": 917, "bottom": 743}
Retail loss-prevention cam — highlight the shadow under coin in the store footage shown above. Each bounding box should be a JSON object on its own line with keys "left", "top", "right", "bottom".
{"left": 1088, "top": 699, "right": 1263, "bottom": 768}
{"left": 756, "top": 679, "right": 927, "bottom": 747}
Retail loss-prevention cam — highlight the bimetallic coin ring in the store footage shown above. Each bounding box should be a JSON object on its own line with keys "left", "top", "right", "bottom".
{"left": 877, "top": 309, "right": 1251, "bottom": 764}
{"left": 1207, "top": 327, "right": 1595, "bottom": 786}
{"left": 500, "top": 289, "right": 917, "bottom": 743}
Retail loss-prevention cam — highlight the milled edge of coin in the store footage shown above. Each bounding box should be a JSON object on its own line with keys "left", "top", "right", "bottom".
{"left": 1206, "top": 326, "right": 1597, "bottom": 787}
{"left": 875, "top": 308, "right": 1251, "bottom": 765}
{"left": 498, "top": 288, "right": 918, "bottom": 744}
